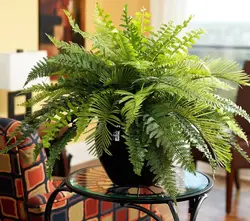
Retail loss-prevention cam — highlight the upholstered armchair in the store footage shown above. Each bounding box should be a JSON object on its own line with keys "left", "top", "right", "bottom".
{"left": 0, "top": 118, "right": 84, "bottom": 220}
{"left": 0, "top": 118, "right": 159, "bottom": 221}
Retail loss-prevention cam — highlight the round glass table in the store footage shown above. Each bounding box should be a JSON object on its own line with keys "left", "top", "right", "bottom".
{"left": 45, "top": 166, "right": 213, "bottom": 221}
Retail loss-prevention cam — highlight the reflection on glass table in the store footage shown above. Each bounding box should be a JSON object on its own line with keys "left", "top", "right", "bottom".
{"left": 45, "top": 165, "right": 213, "bottom": 221}
{"left": 68, "top": 166, "right": 211, "bottom": 202}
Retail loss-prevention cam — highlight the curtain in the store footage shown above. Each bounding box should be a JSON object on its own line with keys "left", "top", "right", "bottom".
{"left": 150, "top": 0, "right": 189, "bottom": 30}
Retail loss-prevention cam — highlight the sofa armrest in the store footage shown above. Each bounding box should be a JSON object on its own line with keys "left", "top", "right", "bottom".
{"left": 27, "top": 190, "right": 76, "bottom": 208}
{"left": 27, "top": 192, "right": 84, "bottom": 221}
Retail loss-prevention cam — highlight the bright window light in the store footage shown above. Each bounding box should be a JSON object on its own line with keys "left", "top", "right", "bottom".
{"left": 187, "top": 0, "right": 250, "bottom": 22}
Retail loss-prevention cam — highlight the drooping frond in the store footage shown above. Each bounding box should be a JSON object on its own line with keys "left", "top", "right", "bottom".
{"left": 146, "top": 145, "right": 178, "bottom": 200}
{"left": 143, "top": 111, "right": 196, "bottom": 174}
{"left": 46, "top": 126, "right": 76, "bottom": 178}
{"left": 86, "top": 122, "right": 111, "bottom": 156}
{"left": 124, "top": 127, "right": 148, "bottom": 176}
{"left": 233, "top": 143, "right": 250, "bottom": 163}
{"left": 226, "top": 119, "right": 248, "bottom": 143}
{"left": 207, "top": 59, "right": 250, "bottom": 86}
{"left": 74, "top": 103, "right": 91, "bottom": 141}
{"left": 116, "top": 86, "right": 153, "bottom": 130}
{"left": 86, "top": 93, "right": 121, "bottom": 156}
{"left": 213, "top": 94, "right": 250, "bottom": 123}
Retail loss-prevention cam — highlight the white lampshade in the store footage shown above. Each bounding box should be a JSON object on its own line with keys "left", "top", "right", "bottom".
{"left": 0, "top": 51, "right": 48, "bottom": 91}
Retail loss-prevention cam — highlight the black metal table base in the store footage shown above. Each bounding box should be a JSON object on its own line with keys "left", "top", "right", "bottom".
{"left": 45, "top": 181, "right": 70, "bottom": 221}
{"left": 122, "top": 195, "right": 207, "bottom": 221}
{"left": 189, "top": 194, "right": 208, "bottom": 220}
{"left": 45, "top": 181, "right": 207, "bottom": 221}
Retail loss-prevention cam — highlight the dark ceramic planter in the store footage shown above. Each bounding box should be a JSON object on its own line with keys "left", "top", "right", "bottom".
{"left": 99, "top": 125, "right": 156, "bottom": 187}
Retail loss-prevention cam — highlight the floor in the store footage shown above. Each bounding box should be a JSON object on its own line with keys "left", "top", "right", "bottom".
{"left": 158, "top": 178, "right": 250, "bottom": 221}
{"left": 71, "top": 160, "right": 250, "bottom": 221}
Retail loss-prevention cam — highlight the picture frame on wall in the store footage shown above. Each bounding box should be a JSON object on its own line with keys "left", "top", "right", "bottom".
{"left": 39, "top": 0, "right": 84, "bottom": 80}
{"left": 39, "top": 0, "right": 83, "bottom": 57}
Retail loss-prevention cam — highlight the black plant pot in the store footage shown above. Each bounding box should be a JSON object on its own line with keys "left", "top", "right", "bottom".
{"left": 99, "top": 125, "right": 156, "bottom": 187}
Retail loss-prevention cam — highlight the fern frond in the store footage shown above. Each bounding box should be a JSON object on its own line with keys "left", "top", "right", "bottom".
{"left": 149, "top": 15, "right": 194, "bottom": 61}
{"left": 21, "top": 82, "right": 61, "bottom": 94}
{"left": 120, "top": 4, "right": 141, "bottom": 50}
{"left": 85, "top": 93, "right": 121, "bottom": 156}
{"left": 63, "top": 10, "right": 89, "bottom": 39}
{"left": 117, "top": 86, "right": 153, "bottom": 130}
{"left": 194, "top": 77, "right": 234, "bottom": 91}
{"left": 233, "top": 143, "right": 250, "bottom": 163}
{"left": 75, "top": 104, "right": 91, "bottom": 141}
{"left": 170, "top": 28, "right": 205, "bottom": 56}
{"left": 143, "top": 112, "right": 196, "bottom": 173}
{"left": 24, "top": 58, "right": 60, "bottom": 86}
{"left": 124, "top": 129, "right": 148, "bottom": 176}
{"left": 146, "top": 146, "right": 178, "bottom": 199}
{"left": 22, "top": 92, "right": 51, "bottom": 107}
{"left": 134, "top": 7, "right": 153, "bottom": 35}
{"left": 226, "top": 119, "right": 248, "bottom": 143}
{"left": 23, "top": 89, "right": 68, "bottom": 107}
{"left": 115, "top": 33, "right": 137, "bottom": 61}
{"left": 33, "top": 143, "right": 44, "bottom": 162}
{"left": 207, "top": 59, "right": 250, "bottom": 86}
{"left": 47, "top": 34, "right": 85, "bottom": 54}
{"left": 49, "top": 52, "right": 110, "bottom": 75}
{"left": 46, "top": 126, "right": 76, "bottom": 178}
{"left": 86, "top": 122, "right": 111, "bottom": 156}
{"left": 95, "top": 3, "right": 116, "bottom": 32}
{"left": 214, "top": 94, "right": 250, "bottom": 123}
{"left": 41, "top": 110, "right": 71, "bottom": 149}
{"left": 172, "top": 113, "right": 217, "bottom": 170}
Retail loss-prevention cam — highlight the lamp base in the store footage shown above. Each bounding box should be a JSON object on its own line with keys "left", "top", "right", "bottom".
{"left": 8, "top": 90, "right": 31, "bottom": 121}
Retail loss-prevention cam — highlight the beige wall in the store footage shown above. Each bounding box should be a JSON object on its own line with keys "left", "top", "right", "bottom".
{"left": 0, "top": 0, "right": 39, "bottom": 117}
{"left": 84, "top": 0, "right": 150, "bottom": 49}
{"left": 0, "top": 0, "right": 39, "bottom": 52}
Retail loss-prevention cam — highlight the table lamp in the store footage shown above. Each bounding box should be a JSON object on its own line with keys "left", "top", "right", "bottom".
{"left": 0, "top": 50, "right": 48, "bottom": 120}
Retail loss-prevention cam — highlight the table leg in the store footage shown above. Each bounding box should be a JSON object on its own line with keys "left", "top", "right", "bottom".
{"left": 167, "top": 201, "right": 180, "bottom": 221}
{"left": 189, "top": 194, "right": 207, "bottom": 221}
{"left": 123, "top": 203, "right": 162, "bottom": 221}
{"left": 44, "top": 180, "right": 70, "bottom": 221}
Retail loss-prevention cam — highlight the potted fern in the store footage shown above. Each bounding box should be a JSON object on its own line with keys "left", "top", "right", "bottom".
{"left": 6, "top": 5, "right": 250, "bottom": 199}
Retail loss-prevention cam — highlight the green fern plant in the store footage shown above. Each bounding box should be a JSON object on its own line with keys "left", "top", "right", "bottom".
{"left": 4, "top": 4, "right": 250, "bottom": 200}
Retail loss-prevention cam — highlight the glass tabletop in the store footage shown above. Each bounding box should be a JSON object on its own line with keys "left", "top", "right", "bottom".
{"left": 66, "top": 166, "right": 213, "bottom": 204}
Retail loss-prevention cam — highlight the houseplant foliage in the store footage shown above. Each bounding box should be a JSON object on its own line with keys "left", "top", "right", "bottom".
{"left": 5, "top": 5, "right": 250, "bottom": 199}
